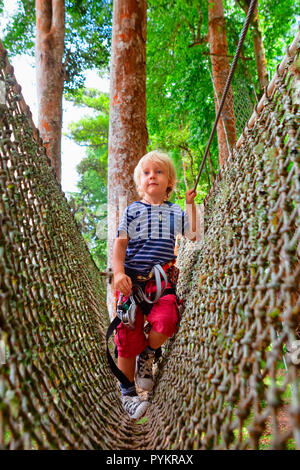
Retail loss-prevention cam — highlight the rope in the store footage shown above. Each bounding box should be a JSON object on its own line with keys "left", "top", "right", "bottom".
{"left": 193, "top": 0, "right": 257, "bottom": 192}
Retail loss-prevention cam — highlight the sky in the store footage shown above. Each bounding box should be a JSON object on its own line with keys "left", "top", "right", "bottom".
{"left": 12, "top": 56, "right": 109, "bottom": 194}
{"left": 1, "top": 0, "right": 110, "bottom": 194}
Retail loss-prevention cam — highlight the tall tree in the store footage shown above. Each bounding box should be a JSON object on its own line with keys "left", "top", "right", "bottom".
{"left": 107, "top": 0, "right": 148, "bottom": 316}
{"left": 1, "top": 0, "right": 112, "bottom": 91}
{"left": 236, "top": 0, "right": 268, "bottom": 95}
{"left": 208, "top": 0, "right": 236, "bottom": 166}
{"left": 35, "top": 0, "right": 65, "bottom": 182}
{"left": 2, "top": 0, "right": 112, "bottom": 182}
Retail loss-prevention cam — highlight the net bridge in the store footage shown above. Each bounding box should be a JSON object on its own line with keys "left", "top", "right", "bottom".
{"left": 0, "top": 31, "right": 299, "bottom": 450}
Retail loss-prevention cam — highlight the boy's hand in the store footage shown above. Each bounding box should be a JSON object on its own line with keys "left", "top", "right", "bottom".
{"left": 114, "top": 272, "right": 132, "bottom": 297}
{"left": 186, "top": 189, "right": 197, "bottom": 205}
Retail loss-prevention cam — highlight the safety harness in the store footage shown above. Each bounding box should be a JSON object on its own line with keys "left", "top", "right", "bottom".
{"left": 106, "top": 262, "right": 182, "bottom": 388}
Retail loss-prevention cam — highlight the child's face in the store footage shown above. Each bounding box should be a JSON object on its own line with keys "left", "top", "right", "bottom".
{"left": 140, "top": 160, "right": 169, "bottom": 200}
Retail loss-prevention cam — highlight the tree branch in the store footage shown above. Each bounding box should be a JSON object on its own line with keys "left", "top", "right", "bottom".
{"left": 179, "top": 143, "right": 195, "bottom": 180}
{"left": 200, "top": 50, "right": 252, "bottom": 60}
{"left": 188, "top": 35, "right": 208, "bottom": 47}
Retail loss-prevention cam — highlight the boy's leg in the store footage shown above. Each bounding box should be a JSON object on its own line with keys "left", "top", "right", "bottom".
{"left": 114, "top": 308, "right": 150, "bottom": 419}
{"left": 118, "top": 356, "right": 150, "bottom": 420}
{"left": 148, "top": 330, "right": 169, "bottom": 349}
{"left": 117, "top": 356, "right": 136, "bottom": 383}
{"left": 135, "top": 292, "right": 179, "bottom": 391}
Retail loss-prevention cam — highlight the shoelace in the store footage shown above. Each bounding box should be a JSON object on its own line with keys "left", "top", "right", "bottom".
{"left": 123, "top": 396, "right": 141, "bottom": 414}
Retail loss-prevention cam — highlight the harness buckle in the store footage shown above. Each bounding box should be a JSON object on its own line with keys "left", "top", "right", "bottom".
{"left": 116, "top": 294, "right": 136, "bottom": 329}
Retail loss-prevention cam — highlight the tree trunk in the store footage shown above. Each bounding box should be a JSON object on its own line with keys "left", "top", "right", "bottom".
{"left": 239, "top": 0, "right": 268, "bottom": 95}
{"left": 107, "top": 0, "right": 148, "bottom": 318}
{"left": 35, "top": 0, "right": 65, "bottom": 182}
{"left": 208, "top": 0, "right": 236, "bottom": 167}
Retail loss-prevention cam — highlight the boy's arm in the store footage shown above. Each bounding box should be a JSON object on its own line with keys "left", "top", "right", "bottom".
{"left": 113, "top": 236, "right": 132, "bottom": 296}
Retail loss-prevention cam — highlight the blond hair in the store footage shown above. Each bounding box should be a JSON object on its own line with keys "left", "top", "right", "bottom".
{"left": 134, "top": 150, "right": 176, "bottom": 200}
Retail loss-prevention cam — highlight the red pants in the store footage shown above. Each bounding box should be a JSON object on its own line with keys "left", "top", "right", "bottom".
{"left": 114, "top": 280, "right": 179, "bottom": 358}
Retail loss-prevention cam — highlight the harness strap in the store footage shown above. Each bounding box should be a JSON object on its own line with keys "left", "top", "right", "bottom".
{"left": 134, "top": 264, "right": 168, "bottom": 305}
{"left": 105, "top": 287, "right": 177, "bottom": 388}
{"left": 152, "top": 264, "right": 168, "bottom": 302}
{"left": 105, "top": 316, "right": 133, "bottom": 388}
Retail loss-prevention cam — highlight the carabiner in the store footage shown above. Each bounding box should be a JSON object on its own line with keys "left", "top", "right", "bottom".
{"left": 116, "top": 294, "right": 136, "bottom": 329}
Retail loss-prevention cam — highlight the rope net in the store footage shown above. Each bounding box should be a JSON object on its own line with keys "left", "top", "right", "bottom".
{"left": 208, "top": 59, "right": 256, "bottom": 151}
{"left": 0, "top": 33, "right": 300, "bottom": 449}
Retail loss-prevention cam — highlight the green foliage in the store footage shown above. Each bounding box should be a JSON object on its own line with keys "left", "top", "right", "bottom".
{"left": 146, "top": 0, "right": 297, "bottom": 205}
{"left": 258, "top": 0, "right": 298, "bottom": 74}
{"left": 0, "top": 0, "right": 112, "bottom": 92}
{"left": 62, "top": 0, "right": 296, "bottom": 270}
{"left": 2, "top": 0, "right": 296, "bottom": 267}
{"left": 64, "top": 0, "right": 112, "bottom": 91}
{"left": 66, "top": 89, "right": 109, "bottom": 149}
{"left": 65, "top": 89, "right": 109, "bottom": 270}
{"left": 0, "top": 0, "right": 35, "bottom": 55}
{"left": 146, "top": 0, "right": 218, "bottom": 204}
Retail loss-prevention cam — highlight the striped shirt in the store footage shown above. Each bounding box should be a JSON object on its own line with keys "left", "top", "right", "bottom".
{"left": 117, "top": 201, "right": 189, "bottom": 274}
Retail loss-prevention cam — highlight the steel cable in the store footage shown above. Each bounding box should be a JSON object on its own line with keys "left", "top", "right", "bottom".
{"left": 193, "top": 0, "right": 258, "bottom": 191}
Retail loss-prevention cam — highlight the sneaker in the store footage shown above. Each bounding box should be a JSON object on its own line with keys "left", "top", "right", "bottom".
{"left": 135, "top": 349, "right": 155, "bottom": 391}
{"left": 121, "top": 395, "right": 149, "bottom": 420}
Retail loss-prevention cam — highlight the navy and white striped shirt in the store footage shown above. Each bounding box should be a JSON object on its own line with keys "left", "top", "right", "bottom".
{"left": 117, "top": 201, "right": 189, "bottom": 274}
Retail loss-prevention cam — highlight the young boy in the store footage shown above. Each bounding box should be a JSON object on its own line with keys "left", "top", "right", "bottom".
{"left": 113, "top": 150, "right": 197, "bottom": 419}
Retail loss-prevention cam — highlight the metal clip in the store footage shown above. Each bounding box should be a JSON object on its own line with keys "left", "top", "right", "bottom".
{"left": 116, "top": 294, "right": 136, "bottom": 330}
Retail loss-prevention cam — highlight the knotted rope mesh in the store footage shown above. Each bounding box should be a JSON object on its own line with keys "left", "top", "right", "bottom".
{"left": 0, "top": 32, "right": 299, "bottom": 449}
{"left": 208, "top": 60, "right": 256, "bottom": 151}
